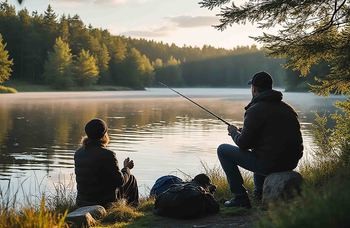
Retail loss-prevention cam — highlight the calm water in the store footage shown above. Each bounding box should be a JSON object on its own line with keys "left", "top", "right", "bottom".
{"left": 0, "top": 88, "right": 342, "bottom": 200}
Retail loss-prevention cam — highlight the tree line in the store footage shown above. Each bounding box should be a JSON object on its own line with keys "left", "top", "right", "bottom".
{"left": 0, "top": 1, "right": 324, "bottom": 90}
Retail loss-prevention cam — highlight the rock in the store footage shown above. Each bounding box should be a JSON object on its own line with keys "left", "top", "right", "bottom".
{"left": 66, "top": 212, "right": 96, "bottom": 228}
{"left": 262, "top": 171, "right": 303, "bottom": 205}
{"left": 66, "top": 205, "right": 107, "bottom": 227}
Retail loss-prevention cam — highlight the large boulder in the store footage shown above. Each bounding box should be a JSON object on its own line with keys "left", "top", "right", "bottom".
{"left": 262, "top": 171, "right": 303, "bottom": 205}
{"left": 66, "top": 205, "right": 107, "bottom": 227}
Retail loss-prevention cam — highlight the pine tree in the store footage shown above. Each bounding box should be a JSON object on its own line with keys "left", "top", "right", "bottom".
{"left": 97, "top": 44, "right": 111, "bottom": 83}
{"left": 43, "top": 37, "right": 73, "bottom": 88}
{"left": 0, "top": 34, "right": 13, "bottom": 83}
{"left": 120, "top": 48, "right": 154, "bottom": 88}
{"left": 74, "top": 49, "right": 99, "bottom": 86}
{"left": 199, "top": 0, "right": 350, "bottom": 95}
{"left": 43, "top": 4, "right": 57, "bottom": 26}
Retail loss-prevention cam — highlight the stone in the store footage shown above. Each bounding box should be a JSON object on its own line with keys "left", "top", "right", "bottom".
{"left": 262, "top": 171, "right": 303, "bottom": 205}
{"left": 66, "top": 205, "right": 107, "bottom": 227}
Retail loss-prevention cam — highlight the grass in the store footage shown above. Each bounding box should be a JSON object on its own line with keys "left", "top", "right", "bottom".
{"left": 0, "top": 197, "right": 68, "bottom": 228}
{"left": 0, "top": 85, "right": 17, "bottom": 93}
{"left": 256, "top": 166, "right": 350, "bottom": 228}
{"left": 0, "top": 158, "right": 348, "bottom": 227}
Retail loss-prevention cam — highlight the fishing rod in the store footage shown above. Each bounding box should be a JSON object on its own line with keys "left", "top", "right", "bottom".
{"left": 158, "top": 81, "right": 231, "bottom": 126}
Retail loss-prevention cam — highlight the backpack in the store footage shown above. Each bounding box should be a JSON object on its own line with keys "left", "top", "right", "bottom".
{"left": 150, "top": 175, "right": 183, "bottom": 197}
{"left": 154, "top": 182, "right": 219, "bottom": 219}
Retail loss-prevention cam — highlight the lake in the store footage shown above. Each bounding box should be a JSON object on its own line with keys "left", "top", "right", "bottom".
{"left": 0, "top": 88, "right": 342, "bottom": 200}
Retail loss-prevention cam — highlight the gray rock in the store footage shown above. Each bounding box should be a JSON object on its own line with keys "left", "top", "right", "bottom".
{"left": 262, "top": 171, "right": 303, "bottom": 205}
{"left": 66, "top": 205, "right": 107, "bottom": 227}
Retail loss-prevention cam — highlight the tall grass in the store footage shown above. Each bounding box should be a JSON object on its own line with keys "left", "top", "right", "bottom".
{"left": 201, "top": 161, "right": 253, "bottom": 200}
{"left": 0, "top": 174, "right": 75, "bottom": 227}
{"left": 257, "top": 167, "right": 350, "bottom": 228}
{"left": 46, "top": 174, "right": 76, "bottom": 214}
{"left": 0, "top": 85, "right": 17, "bottom": 93}
{"left": 0, "top": 196, "right": 68, "bottom": 227}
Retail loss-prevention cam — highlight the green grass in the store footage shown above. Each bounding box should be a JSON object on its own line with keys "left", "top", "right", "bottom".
{"left": 256, "top": 166, "right": 350, "bottom": 228}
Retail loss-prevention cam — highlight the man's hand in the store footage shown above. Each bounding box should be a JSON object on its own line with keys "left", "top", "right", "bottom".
{"left": 227, "top": 124, "right": 238, "bottom": 136}
{"left": 123, "top": 157, "right": 134, "bottom": 169}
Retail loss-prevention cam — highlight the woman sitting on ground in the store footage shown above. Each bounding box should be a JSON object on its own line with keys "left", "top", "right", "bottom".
{"left": 74, "top": 118, "right": 139, "bottom": 207}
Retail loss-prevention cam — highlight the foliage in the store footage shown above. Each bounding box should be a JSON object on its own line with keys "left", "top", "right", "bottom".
{"left": 310, "top": 100, "right": 350, "bottom": 165}
{"left": 330, "top": 100, "right": 350, "bottom": 164}
{"left": 43, "top": 37, "right": 73, "bottom": 89}
{"left": 0, "top": 1, "right": 300, "bottom": 89}
{"left": 257, "top": 166, "right": 350, "bottom": 228}
{"left": 118, "top": 48, "right": 154, "bottom": 89}
{"left": 199, "top": 0, "right": 350, "bottom": 95}
{"left": 154, "top": 56, "right": 183, "bottom": 86}
{"left": 73, "top": 49, "right": 99, "bottom": 87}
{"left": 0, "top": 33, "right": 12, "bottom": 83}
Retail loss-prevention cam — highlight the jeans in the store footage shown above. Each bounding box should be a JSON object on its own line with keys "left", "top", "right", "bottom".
{"left": 217, "top": 144, "right": 269, "bottom": 195}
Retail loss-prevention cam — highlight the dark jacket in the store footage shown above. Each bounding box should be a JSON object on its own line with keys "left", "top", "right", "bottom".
{"left": 74, "top": 142, "right": 130, "bottom": 206}
{"left": 231, "top": 90, "right": 303, "bottom": 171}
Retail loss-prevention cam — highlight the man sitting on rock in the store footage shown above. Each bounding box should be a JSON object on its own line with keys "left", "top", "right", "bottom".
{"left": 74, "top": 118, "right": 139, "bottom": 208}
{"left": 217, "top": 71, "right": 303, "bottom": 208}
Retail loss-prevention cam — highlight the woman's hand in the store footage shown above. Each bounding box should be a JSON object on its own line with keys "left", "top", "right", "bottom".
{"left": 123, "top": 157, "right": 134, "bottom": 169}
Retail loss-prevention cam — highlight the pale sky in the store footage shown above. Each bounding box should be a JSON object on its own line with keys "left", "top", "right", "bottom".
{"left": 9, "top": 0, "right": 263, "bottom": 49}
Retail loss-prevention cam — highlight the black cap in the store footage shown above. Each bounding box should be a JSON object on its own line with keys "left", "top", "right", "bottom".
{"left": 248, "top": 71, "right": 273, "bottom": 89}
{"left": 85, "top": 118, "right": 108, "bottom": 140}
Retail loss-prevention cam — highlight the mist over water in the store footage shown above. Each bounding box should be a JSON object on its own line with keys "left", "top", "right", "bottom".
{"left": 0, "top": 88, "right": 342, "bottom": 199}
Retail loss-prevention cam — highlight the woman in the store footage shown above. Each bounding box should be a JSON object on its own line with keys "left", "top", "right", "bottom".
{"left": 74, "top": 118, "right": 139, "bottom": 207}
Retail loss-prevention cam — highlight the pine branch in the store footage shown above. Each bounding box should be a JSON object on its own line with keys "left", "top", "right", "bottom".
{"left": 198, "top": 0, "right": 231, "bottom": 10}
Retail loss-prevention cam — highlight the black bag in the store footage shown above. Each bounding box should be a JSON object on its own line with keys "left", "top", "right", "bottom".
{"left": 154, "top": 182, "right": 219, "bottom": 219}
{"left": 150, "top": 175, "right": 183, "bottom": 197}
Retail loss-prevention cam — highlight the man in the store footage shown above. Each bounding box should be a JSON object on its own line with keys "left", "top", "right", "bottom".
{"left": 218, "top": 71, "right": 303, "bottom": 208}
{"left": 75, "top": 118, "right": 139, "bottom": 208}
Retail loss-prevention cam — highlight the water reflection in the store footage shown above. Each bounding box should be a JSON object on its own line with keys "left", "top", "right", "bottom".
{"left": 0, "top": 88, "right": 343, "bottom": 196}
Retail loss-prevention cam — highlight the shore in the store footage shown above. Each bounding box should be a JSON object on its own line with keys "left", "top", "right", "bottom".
{"left": 2, "top": 80, "right": 137, "bottom": 93}
{"left": 0, "top": 159, "right": 349, "bottom": 227}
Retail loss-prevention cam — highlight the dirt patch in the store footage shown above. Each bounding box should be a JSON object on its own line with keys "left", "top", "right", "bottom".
{"left": 147, "top": 214, "right": 254, "bottom": 228}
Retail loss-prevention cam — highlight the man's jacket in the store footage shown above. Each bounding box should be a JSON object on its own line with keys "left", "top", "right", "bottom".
{"left": 231, "top": 89, "right": 303, "bottom": 171}
{"left": 74, "top": 142, "right": 130, "bottom": 206}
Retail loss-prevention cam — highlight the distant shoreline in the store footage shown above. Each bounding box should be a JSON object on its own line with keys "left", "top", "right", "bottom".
{"left": 3, "top": 80, "right": 316, "bottom": 93}
{"left": 3, "top": 80, "right": 138, "bottom": 93}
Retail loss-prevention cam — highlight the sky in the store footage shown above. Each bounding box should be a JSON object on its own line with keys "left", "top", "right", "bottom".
{"left": 9, "top": 0, "right": 263, "bottom": 49}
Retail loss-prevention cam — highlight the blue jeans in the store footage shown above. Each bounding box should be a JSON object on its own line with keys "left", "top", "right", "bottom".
{"left": 217, "top": 144, "right": 269, "bottom": 195}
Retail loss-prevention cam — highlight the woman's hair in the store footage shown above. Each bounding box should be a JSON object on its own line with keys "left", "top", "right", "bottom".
{"left": 81, "top": 133, "right": 110, "bottom": 147}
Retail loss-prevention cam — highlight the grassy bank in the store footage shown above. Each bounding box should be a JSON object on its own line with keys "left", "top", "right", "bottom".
{"left": 3, "top": 80, "right": 134, "bottom": 92}
{"left": 1, "top": 160, "right": 349, "bottom": 227}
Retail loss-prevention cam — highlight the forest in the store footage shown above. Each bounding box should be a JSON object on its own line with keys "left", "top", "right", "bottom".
{"left": 0, "top": 1, "right": 319, "bottom": 90}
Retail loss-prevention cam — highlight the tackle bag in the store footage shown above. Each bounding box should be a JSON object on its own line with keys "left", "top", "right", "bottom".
{"left": 154, "top": 183, "right": 219, "bottom": 219}
{"left": 150, "top": 175, "right": 183, "bottom": 197}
